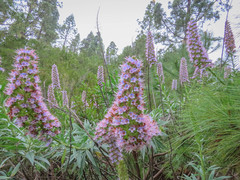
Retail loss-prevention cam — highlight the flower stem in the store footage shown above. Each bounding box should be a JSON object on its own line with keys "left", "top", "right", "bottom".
{"left": 117, "top": 160, "right": 129, "bottom": 180}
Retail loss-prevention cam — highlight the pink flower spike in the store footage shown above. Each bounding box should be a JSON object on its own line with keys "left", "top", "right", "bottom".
{"left": 62, "top": 90, "right": 69, "bottom": 107}
{"left": 186, "top": 20, "right": 213, "bottom": 78}
{"left": 224, "top": 21, "right": 236, "bottom": 55}
{"left": 48, "top": 84, "right": 58, "bottom": 108}
{"left": 97, "top": 66, "right": 104, "bottom": 87}
{"left": 157, "top": 62, "right": 164, "bottom": 83}
{"left": 95, "top": 56, "right": 161, "bottom": 164}
{"left": 146, "top": 31, "right": 157, "bottom": 67}
{"left": 179, "top": 57, "right": 189, "bottom": 85}
{"left": 4, "top": 48, "right": 60, "bottom": 140}
{"left": 172, "top": 79, "right": 177, "bottom": 90}
{"left": 51, "top": 64, "right": 61, "bottom": 89}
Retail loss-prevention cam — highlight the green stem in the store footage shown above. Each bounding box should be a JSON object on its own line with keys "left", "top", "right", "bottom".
{"left": 100, "top": 87, "right": 109, "bottom": 108}
{"left": 117, "top": 160, "right": 129, "bottom": 180}
{"left": 231, "top": 54, "right": 235, "bottom": 70}
{"left": 207, "top": 68, "right": 225, "bottom": 85}
{"left": 190, "top": 110, "right": 206, "bottom": 180}
{"left": 199, "top": 143, "right": 206, "bottom": 180}
{"left": 159, "top": 82, "right": 165, "bottom": 116}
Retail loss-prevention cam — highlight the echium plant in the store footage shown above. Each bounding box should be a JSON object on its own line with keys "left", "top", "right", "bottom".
{"left": 186, "top": 20, "right": 212, "bottom": 78}
{"left": 51, "top": 64, "right": 61, "bottom": 89}
{"left": 62, "top": 90, "right": 68, "bottom": 107}
{"left": 97, "top": 65, "right": 104, "bottom": 87}
{"left": 95, "top": 57, "right": 160, "bottom": 163}
{"left": 179, "top": 57, "right": 189, "bottom": 85}
{"left": 4, "top": 48, "right": 61, "bottom": 139}
{"left": 48, "top": 84, "right": 58, "bottom": 108}
{"left": 172, "top": 79, "right": 177, "bottom": 90}
{"left": 224, "top": 20, "right": 236, "bottom": 55}
{"left": 146, "top": 31, "right": 157, "bottom": 67}
{"left": 157, "top": 62, "right": 164, "bottom": 83}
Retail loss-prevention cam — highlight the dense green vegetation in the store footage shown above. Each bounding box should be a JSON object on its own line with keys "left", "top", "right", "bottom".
{"left": 0, "top": 0, "right": 239, "bottom": 179}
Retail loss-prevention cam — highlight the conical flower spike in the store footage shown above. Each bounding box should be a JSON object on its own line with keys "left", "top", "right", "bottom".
{"left": 4, "top": 48, "right": 61, "bottom": 139}
{"left": 97, "top": 66, "right": 104, "bottom": 87}
{"left": 146, "top": 31, "right": 157, "bottom": 67}
{"left": 95, "top": 57, "right": 160, "bottom": 158}
{"left": 186, "top": 20, "right": 212, "bottom": 78}
{"left": 157, "top": 62, "right": 164, "bottom": 83}
{"left": 51, "top": 64, "right": 61, "bottom": 89}
{"left": 172, "top": 79, "right": 177, "bottom": 90}
{"left": 48, "top": 84, "right": 58, "bottom": 108}
{"left": 224, "top": 20, "right": 236, "bottom": 55}
{"left": 179, "top": 57, "right": 189, "bottom": 85}
{"left": 62, "top": 90, "right": 69, "bottom": 107}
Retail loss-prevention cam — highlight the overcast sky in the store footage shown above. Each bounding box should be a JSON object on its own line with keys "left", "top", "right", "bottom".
{"left": 58, "top": 0, "right": 240, "bottom": 61}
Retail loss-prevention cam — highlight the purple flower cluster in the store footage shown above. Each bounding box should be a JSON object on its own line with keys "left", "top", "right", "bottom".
{"left": 172, "top": 79, "right": 177, "bottom": 90}
{"left": 51, "top": 64, "right": 61, "bottom": 89}
{"left": 179, "top": 57, "right": 189, "bottom": 85}
{"left": 95, "top": 57, "right": 160, "bottom": 163}
{"left": 62, "top": 90, "right": 69, "bottom": 107}
{"left": 48, "top": 84, "right": 57, "bottom": 108}
{"left": 224, "top": 20, "right": 236, "bottom": 55}
{"left": 0, "top": 57, "right": 5, "bottom": 72}
{"left": 157, "top": 62, "right": 164, "bottom": 83}
{"left": 97, "top": 66, "right": 104, "bottom": 87}
{"left": 146, "top": 31, "right": 157, "bottom": 67}
{"left": 186, "top": 20, "right": 212, "bottom": 78}
{"left": 4, "top": 48, "right": 61, "bottom": 139}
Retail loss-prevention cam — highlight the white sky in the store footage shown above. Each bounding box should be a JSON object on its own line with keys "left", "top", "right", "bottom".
{"left": 58, "top": 0, "right": 240, "bottom": 61}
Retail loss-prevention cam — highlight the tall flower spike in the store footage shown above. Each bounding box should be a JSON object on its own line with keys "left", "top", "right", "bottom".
{"left": 224, "top": 20, "right": 236, "bottom": 55}
{"left": 172, "top": 79, "right": 177, "bottom": 90}
{"left": 4, "top": 48, "right": 61, "bottom": 139}
{"left": 95, "top": 57, "right": 160, "bottom": 164}
{"left": 51, "top": 64, "right": 61, "bottom": 89}
{"left": 146, "top": 31, "right": 157, "bottom": 67}
{"left": 224, "top": 66, "right": 231, "bottom": 79}
{"left": 186, "top": 20, "right": 212, "bottom": 78}
{"left": 97, "top": 66, "right": 104, "bottom": 87}
{"left": 179, "top": 57, "right": 189, "bottom": 85}
{"left": 62, "top": 90, "right": 69, "bottom": 107}
{"left": 48, "top": 84, "right": 58, "bottom": 108}
{"left": 0, "top": 57, "right": 5, "bottom": 72}
{"left": 82, "top": 91, "right": 89, "bottom": 107}
{"left": 157, "top": 62, "right": 164, "bottom": 83}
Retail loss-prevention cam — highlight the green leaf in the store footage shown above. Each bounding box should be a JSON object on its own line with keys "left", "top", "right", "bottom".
{"left": 11, "top": 162, "right": 20, "bottom": 177}
{"left": 25, "top": 152, "right": 35, "bottom": 165}
{"left": 61, "top": 149, "right": 67, "bottom": 165}
{"left": 34, "top": 161, "right": 47, "bottom": 171}
{"left": 0, "top": 137, "right": 22, "bottom": 142}
{"left": 214, "top": 176, "right": 231, "bottom": 180}
{"left": 0, "top": 176, "right": 11, "bottom": 179}
{"left": 0, "top": 145, "right": 25, "bottom": 150}
{"left": 35, "top": 156, "right": 50, "bottom": 166}
{"left": 0, "top": 156, "right": 15, "bottom": 168}
{"left": 86, "top": 150, "right": 96, "bottom": 166}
